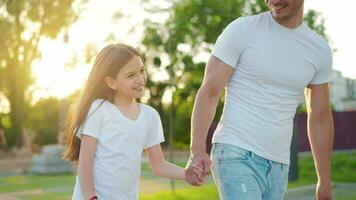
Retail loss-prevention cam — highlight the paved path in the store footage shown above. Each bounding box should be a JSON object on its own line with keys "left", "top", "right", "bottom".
{"left": 285, "top": 183, "right": 356, "bottom": 200}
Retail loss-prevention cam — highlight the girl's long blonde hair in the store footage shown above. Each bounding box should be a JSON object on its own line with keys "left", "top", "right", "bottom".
{"left": 63, "top": 43, "right": 142, "bottom": 161}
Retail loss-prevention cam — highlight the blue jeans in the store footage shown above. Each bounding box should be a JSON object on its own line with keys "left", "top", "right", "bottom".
{"left": 211, "top": 143, "right": 289, "bottom": 200}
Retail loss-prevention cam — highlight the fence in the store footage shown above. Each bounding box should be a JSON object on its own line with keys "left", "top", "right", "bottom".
{"left": 298, "top": 111, "right": 356, "bottom": 152}
{"left": 206, "top": 111, "right": 356, "bottom": 153}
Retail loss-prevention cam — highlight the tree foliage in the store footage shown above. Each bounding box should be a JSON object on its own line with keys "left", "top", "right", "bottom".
{"left": 141, "top": 0, "right": 328, "bottom": 146}
{"left": 0, "top": 0, "right": 82, "bottom": 147}
{"left": 303, "top": 10, "right": 327, "bottom": 40}
{"left": 27, "top": 97, "right": 61, "bottom": 145}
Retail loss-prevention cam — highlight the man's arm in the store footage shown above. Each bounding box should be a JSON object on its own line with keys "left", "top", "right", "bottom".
{"left": 305, "top": 83, "right": 334, "bottom": 200}
{"left": 186, "top": 55, "right": 234, "bottom": 184}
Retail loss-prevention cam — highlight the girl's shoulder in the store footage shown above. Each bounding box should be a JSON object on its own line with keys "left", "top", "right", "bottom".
{"left": 139, "top": 103, "right": 159, "bottom": 116}
{"left": 89, "top": 99, "right": 109, "bottom": 113}
{"left": 92, "top": 98, "right": 106, "bottom": 105}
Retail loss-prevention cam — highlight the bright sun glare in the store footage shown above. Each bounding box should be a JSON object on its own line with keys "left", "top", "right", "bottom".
{"left": 30, "top": 0, "right": 147, "bottom": 103}
{"left": 31, "top": 39, "right": 90, "bottom": 102}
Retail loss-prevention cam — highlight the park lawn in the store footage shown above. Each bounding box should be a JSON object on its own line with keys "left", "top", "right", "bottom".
{"left": 14, "top": 183, "right": 356, "bottom": 200}
{"left": 334, "top": 190, "right": 356, "bottom": 200}
{"left": 0, "top": 173, "right": 75, "bottom": 193}
{"left": 139, "top": 183, "right": 356, "bottom": 200}
{"left": 20, "top": 192, "right": 72, "bottom": 200}
{"left": 288, "top": 151, "right": 356, "bottom": 188}
{"left": 0, "top": 151, "right": 355, "bottom": 200}
{"left": 140, "top": 183, "right": 218, "bottom": 200}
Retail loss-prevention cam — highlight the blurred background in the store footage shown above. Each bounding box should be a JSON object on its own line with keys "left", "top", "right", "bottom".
{"left": 0, "top": 0, "right": 355, "bottom": 199}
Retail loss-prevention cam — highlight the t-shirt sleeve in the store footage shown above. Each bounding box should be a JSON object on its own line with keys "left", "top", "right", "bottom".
{"left": 145, "top": 109, "right": 165, "bottom": 148}
{"left": 211, "top": 17, "right": 247, "bottom": 69}
{"left": 310, "top": 45, "right": 333, "bottom": 84}
{"left": 76, "top": 100, "right": 105, "bottom": 139}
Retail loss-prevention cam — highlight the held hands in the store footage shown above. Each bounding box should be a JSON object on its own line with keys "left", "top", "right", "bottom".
{"left": 185, "top": 161, "right": 204, "bottom": 185}
{"left": 185, "top": 152, "right": 212, "bottom": 186}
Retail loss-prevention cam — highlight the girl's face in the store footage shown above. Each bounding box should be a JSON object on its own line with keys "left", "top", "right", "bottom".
{"left": 106, "top": 56, "right": 147, "bottom": 101}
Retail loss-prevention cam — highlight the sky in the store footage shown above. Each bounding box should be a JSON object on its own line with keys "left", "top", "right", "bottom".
{"left": 30, "top": 0, "right": 356, "bottom": 102}
{"left": 304, "top": 1, "right": 356, "bottom": 79}
{"left": 30, "top": 0, "right": 146, "bottom": 102}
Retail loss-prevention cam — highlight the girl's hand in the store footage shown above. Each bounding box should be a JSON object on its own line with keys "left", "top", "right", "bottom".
{"left": 191, "top": 162, "right": 204, "bottom": 178}
{"left": 185, "top": 162, "right": 205, "bottom": 185}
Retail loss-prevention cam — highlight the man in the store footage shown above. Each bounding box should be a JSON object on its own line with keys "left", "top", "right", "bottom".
{"left": 185, "top": 0, "right": 334, "bottom": 199}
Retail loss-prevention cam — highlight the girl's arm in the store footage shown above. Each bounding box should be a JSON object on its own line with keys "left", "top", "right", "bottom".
{"left": 146, "top": 144, "right": 203, "bottom": 181}
{"left": 78, "top": 135, "right": 97, "bottom": 199}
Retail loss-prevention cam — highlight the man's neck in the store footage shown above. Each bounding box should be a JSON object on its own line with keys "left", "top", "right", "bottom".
{"left": 272, "top": 9, "right": 303, "bottom": 28}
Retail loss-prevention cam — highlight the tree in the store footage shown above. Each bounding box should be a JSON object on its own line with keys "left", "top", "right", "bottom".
{"left": 0, "top": 0, "right": 83, "bottom": 147}
{"left": 27, "top": 97, "right": 61, "bottom": 145}
{"left": 303, "top": 10, "right": 328, "bottom": 40}
{"left": 141, "top": 0, "right": 328, "bottom": 146}
{"left": 140, "top": 0, "right": 269, "bottom": 146}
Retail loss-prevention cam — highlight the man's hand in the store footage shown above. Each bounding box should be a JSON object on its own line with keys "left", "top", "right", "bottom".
{"left": 316, "top": 181, "right": 333, "bottom": 200}
{"left": 184, "top": 161, "right": 204, "bottom": 186}
{"left": 185, "top": 152, "right": 211, "bottom": 186}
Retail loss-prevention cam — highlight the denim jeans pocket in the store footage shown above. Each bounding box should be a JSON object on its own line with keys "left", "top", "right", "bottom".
{"left": 214, "top": 144, "right": 252, "bottom": 163}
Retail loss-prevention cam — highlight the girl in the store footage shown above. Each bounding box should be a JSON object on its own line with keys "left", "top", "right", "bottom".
{"left": 63, "top": 43, "right": 203, "bottom": 200}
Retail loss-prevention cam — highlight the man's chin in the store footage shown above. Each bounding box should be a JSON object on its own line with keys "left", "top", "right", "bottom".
{"left": 272, "top": 12, "right": 291, "bottom": 22}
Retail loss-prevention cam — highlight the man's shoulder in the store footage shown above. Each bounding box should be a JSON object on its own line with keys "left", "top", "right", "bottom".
{"left": 248, "top": 11, "right": 270, "bottom": 19}
{"left": 303, "top": 26, "right": 331, "bottom": 52}
{"left": 228, "top": 11, "right": 269, "bottom": 29}
{"left": 242, "top": 11, "right": 270, "bottom": 22}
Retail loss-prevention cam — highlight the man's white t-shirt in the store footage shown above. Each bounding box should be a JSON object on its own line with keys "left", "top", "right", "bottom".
{"left": 72, "top": 99, "right": 164, "bottom": 200}
{"left": 211, "top": 11, "right": 332, "bottom": 165}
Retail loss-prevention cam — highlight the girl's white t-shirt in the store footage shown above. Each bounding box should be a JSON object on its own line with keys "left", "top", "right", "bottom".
{"left": 72, "top": 99, "right": 164, "bottom": 200}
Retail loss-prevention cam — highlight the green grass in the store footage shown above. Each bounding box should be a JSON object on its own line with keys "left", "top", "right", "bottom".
{"left": 20, "top": 192, "right": 72, "bottom": 200}
{"left": 139, "top": 183, "right": 356, "bottom": 200}
{"left": 140, "top": 184, "right": 219, "bottom": 200}
{"left": 0, "top": 173, "right": 75, "bottom": 193}
{"left": 288, "top": 151, "right": 356, "bottom": 188}
{"left": 0, "top": 151, "right": 355, "bottom": 200}
{"left": 334, "top": 191, "right": 356, "bottom": 200}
